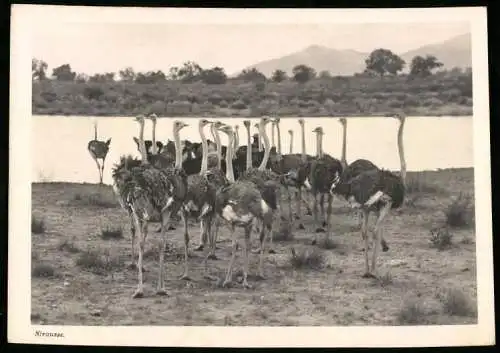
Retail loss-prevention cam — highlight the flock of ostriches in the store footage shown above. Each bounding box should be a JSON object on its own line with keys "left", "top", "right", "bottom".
{"left": 87, "top": 114, "right": 406, "bottom": 298}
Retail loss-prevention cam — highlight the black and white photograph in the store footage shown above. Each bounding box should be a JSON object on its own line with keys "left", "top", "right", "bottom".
{"left": 8, "top": 5, "right": 494, "bottom": 347}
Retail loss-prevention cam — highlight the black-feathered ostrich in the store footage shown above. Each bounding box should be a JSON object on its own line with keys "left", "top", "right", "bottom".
{"left": 329, "top": 113, "right": 407, "bottom": 278}
{"left": 112, "top": 115, "right": 189, "bottom": 298}
{"left": 87, "top": 120, "right": 111, "bottom": 184}
{"left": 304, "top": 126, "right": 343, "bottom": 241}
{"left": 213, "top": 124, "right": 274, "bottom": 288}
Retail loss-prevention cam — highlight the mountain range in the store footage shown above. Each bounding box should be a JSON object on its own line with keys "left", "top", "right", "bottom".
{"left": 237, "top": 32, "right": 471, "bottom": 77}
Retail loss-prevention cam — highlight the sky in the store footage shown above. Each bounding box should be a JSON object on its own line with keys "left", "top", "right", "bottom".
{"left": 32, "top": 22, "right": 470, "bottom": 77}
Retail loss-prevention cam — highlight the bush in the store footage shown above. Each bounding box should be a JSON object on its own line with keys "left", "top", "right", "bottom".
{"left": 288, "top": 247, "right": 325, "bottom": 270}
{"left": 396, "top": 298, "right": 428, "bottom": 325}
{"left": 101, "top": 226, "right": 123, "bottom": 240}
{"left": 445, "top": 192, "right": 474, "bottom": 228}
{"left": 31, "top": 214, "right": 46, "bottom": 234}
{"left": 71, "top": 192, "right": 118, "bottom": 208}
{"left": 439, "top": 288, "right": 476, "bottom": 317}
{"left": 75, "top": 249, "right": 123, "bottom": 275}
{"left": 32, "top": 263, "right": 56, "bottom": 278}
{"left": 429, "top": 227, "right": 453, "bottom": 250}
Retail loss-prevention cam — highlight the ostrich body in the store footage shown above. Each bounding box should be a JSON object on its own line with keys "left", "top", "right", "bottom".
{"left": 87, "top": 120, "right": 111, "bottom": 184}
{"left": 214, "top": 124, "right": 274, "bottom": 288}
{"left": 112, "top": 116, "right": 189, "bottom": 298}
{"left": 304, "top": 126, "right": 343, "bottom": 240}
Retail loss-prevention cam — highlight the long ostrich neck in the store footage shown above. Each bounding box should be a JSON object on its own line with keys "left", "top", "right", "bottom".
{"left": 213, "top": 124, "right": 222, "bottom": 169}
{"left": 289, "top": 131, "right": 293, "bottom": 154}
{"left": 319, "top": 132, "right": 324, "bottom": 159}
{"left": 245, "top": 124, "right": 252, "bottom": 170}
{"left": 151, "top": 120, "right": 157, "bottom": 155}
{"left": 257, "top": 127, "right": 263, "bottom": 152}
{"left": 276, "top": 120, "right": 282, "bottom": 155}
{"left": 225, "top": 131, "right": 235, "bottom": 183}
{"left": 315, "top": 131, "right": 323, "bottom": 158}
{"left": 94, "top": 122, "right": 98, "bottom": 140}
{"left": 300, "top": 123, "right": 306, "bottom": 161}
{"left": 199, "top": 123, "right": 209, "bottom": 175}
{"left": 398, "top": 118, "right": 407, "bottom": 184}
{"left": 271, "top": 123, "right": 275, "bottom": 148}
{"left": 138, "top": 121, "right": 148, "bottom": 164}
{"left": 174, "top": 125, "right": 182, "bottom": 169}
{"left": 258, "top": 121, "right": 271, "bottom": 171}
{"left": 234, "top": 127, "right": 239, "bottom": 152}
{"left": 341, "top": 122, "right": 347, "bottom": 166}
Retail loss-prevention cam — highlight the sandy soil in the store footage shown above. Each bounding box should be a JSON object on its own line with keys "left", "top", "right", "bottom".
{"left": 31, "top": 168, "right": 477, "bottom": 326}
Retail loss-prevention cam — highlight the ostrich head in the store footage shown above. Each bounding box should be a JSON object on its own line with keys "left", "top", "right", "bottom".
{"left": 273, "top": 117, "right": 281, "bottom": 124}
{"left": 199, "top": 119, "right": 212, "bottom": 127}
{"left": 148, "top": 113, "right": 158, "bottom": 122}
{"left": 298, "top": 118, "right": 305, "bottom": 126}
{"left": 339, "top": 118, "right": 347, "bottom": 126}
{"left": 243, "top": 120, "right": 251, "bottom": 128}
{"left": 260, "top": 116, "right": 272, "bottom": 127}
{"left": 213, "top": 121, "right": 225, "bottom": 130}
{"left": 217, "top": 124, "right": 233, "bottom": 137}
{"left": 312, "top": 126, "right": 324, "bottom": 135}
{"left": 234, "top": 124, "right": 239, "bottom": 131}
{"left": 173, "top": 120, "right": 189, "bottom": 132}
{"left": 393, "top": 112, "right": 406, "bottom": 123}
{"left": 134, "top": 114, "right": 146, "bottom": 124}
{"left": 288, "top": 129, "right": 293, "bottom": 135}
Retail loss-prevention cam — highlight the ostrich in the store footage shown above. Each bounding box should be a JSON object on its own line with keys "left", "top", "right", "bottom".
{"left": 112, "top": 115, "right": 189, "bottom": 298}
{"left": 87, "top": 120, "right": 111, "bottom": 184}
{"left": 183, "top": 119, "right": 223, "bottom": 267}
{"left": 328, "top": 114, "right": 407, "bottom": 278}
{"left": 304, "top": 126, "right": 343, "bottom": 240}
{"left": 214, "top": 124, "right": 274, "bottom": 288}
{"left": 237, "top": 117, "right": 285, "bottom": 253}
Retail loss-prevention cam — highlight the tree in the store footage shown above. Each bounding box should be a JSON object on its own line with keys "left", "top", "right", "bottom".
{"left": 119, "top": 67, "right": 136, "bottom": 81}
{"left": 319, "top": 70, "right": 332, "bottom": 79}
{"left": 292, "top": 64, "right": 316, "bottom": 83}
{"left": 168, "top": 66, "right": 180, "bottom": 80}
{"left": 75, "top": 73, "right": 89, "bottom": 83}
{"left": 237, "top": 68, "right": 266, "bottom": 82}
{"left": 52, "top": 64, "right": 76, "bottom": 81}
{"left": 201, "top": 67, "right": 227, "bottom": 84}
{"left": 32, "top": 58, "right": 48, "bottom": 80}
{"left": 271, "top": 69, "right": 287, "bottom": 82}
{"left": 364, "top": 49, "right": 405, "bottom": 77}
{"left": 89, "top": 72, "right": 116, "bottom": 83}
{"left": 177, "top": 61, "right": 203, "bottom": 83}
{"left": 409, "top": 55, "right": 444, "bottom": 77}
{"left": 135, "top": 70, "right": 167, "bottom": 84}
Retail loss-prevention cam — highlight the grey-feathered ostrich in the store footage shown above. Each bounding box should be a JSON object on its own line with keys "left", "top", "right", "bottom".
{"left": 238, "top": 117, "right": 285, "bottom": 254}
{"left": 87, "top": 120, "right": 111, "bottom": 184}
{"left": 303, "top": 126, "right": 343, "bottom": 241}
{"left": 112, "top": 115, "right": 189, "bottom": 298}
{"left": 328, "top": 114, "right": 407, "bottom": 279}
{"left": 214, "top": 124, "right": 274, "bottom": 288}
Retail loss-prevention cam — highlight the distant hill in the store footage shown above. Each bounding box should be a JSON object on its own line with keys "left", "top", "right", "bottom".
{"left": 400, "top": 33, "right": 471, "bottom": 70}
{"left": 238, "top": 33, "right": 471, "bottom": 77}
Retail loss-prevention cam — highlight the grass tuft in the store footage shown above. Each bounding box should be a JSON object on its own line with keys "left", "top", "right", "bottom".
{"left": 396, "top": 298, "right": 428, "bottom": 325}
{"left": 71, "top": 192, "right": 118, "bottom": 208}
{"left": 288, "top": 247, "right": 326, "bottom": 270}
{"left": 445, "top": 192, "right": 474, "bottom": 228}
{"left": 273, "top": 220, "right": 294, "bottom": 242}
{"left": 100, "top": 226, "right": 124, "bottom": 240}
{"left": 439, "top": 288, "right": 476, "bottom": 317}
{"left": 31, "top": 214, "right": 46, "bottom": 234}
{"left": 75, "top": 249, "right": 123, "bottom": 275}
{"left": 316, "top": 236, "right": 340, "bottom": 250}
{"left": 32, "top": 263, "right": 56, "bottom": 278}
{"left": 429, "top": 226, "right": 454, "bottom": 251}
{"left": 57, "top": 238, "right": 80, "bottom": 253}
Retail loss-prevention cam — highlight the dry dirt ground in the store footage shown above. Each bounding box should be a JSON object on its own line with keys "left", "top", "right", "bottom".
{"left": 31, "top": 168, "right": 478, "bottom": 326}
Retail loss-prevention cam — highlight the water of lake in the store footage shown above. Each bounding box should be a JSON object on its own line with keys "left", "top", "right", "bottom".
{"left": 32, "top": 115, "right": 473, "bottom": 185}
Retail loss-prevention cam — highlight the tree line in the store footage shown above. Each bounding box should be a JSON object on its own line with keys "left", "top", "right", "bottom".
{"left": 32, "top": 48, "right": 472, "bottom": 117}
{"left": 33, "top": 48, "right": 446, "bottom": 85}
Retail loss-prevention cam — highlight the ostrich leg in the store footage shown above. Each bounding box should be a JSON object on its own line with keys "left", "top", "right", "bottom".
{"left": 369, "top": 202, "right": 392, "bottom": 278}
{"left": 361, "top": 209, "right": 371, "bottom": 278}
{"left": 179, "top": 210, "right": 191, "bottom": 281}
{"left": 296, "top": 187, "right": 305, "bottom": 229}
